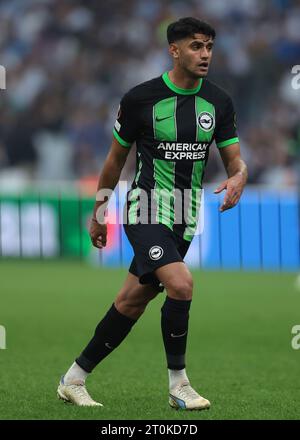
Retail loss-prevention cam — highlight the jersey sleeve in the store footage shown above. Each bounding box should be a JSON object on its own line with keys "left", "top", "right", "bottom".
{"left": 214, "top": 95, "right": 239, "bottom": 148}
{"left": 112, "top": 92, "right": 139, "bottom": 148}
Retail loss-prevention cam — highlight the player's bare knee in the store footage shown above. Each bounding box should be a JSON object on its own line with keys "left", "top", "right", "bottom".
{"left": 167, "top": 276, "right": 193, "bottom": 300}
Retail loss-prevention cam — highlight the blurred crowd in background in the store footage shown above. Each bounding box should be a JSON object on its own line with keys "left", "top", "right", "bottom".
{"left": 0, "top": 0, "right": 300, "bottom": 191}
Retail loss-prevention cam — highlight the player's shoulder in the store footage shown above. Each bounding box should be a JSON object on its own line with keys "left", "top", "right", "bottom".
{"left": 202, "top": 78, "right": 233, "bottom": 104}
{"left": 123, "top": 76, "right": 164, "bottom": 102}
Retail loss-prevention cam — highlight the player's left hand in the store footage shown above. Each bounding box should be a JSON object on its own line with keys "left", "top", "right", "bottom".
{"left": 214, "top": 172, "right": 246, "bottom": 212}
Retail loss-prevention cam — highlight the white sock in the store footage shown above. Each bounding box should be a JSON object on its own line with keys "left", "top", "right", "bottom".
{"left": 64, "top": 362, "right": 89, "bottom": 385}
{"left": 168, "top": 368, "right": 189, "bottom": 390}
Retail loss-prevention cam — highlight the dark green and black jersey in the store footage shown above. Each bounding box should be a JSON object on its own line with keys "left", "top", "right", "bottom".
{"left": 113, "top": 71, "right": 239, "bottom": 241}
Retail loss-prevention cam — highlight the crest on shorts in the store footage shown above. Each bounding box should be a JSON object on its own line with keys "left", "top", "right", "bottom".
{"left": 149, "top": 246, "right": 164, "bottom": 260}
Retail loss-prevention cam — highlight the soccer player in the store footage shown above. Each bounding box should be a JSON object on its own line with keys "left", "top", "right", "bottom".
{"left": 57, "top": 17, "right": 247, "bottom": 409}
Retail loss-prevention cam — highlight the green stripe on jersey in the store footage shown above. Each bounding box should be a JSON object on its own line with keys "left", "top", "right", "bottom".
{"left": 128, "top": 188, "right": 141, "bottom": 224}
{"left": 153, "top": 97, "right": 177, "bottom": 141}
{"left": 195, "top": 96, "right": 215, "bottom": 143}
{"left": 183, "top": 161, "right": 204, "bottom": 241}
{"left": 217, "top": 137, "right": 239, "bottom": 148}
{"left": 133, "top": 152, "right": 142, "bottom": 185}
{"left": 113, "top": 129, "right": 131, "bottom": 147}
{"left": 153, "top": 159, "right": 175, "bottom": 229}
{"left": 128, "top": 153, "right": 143, "bottom": 224}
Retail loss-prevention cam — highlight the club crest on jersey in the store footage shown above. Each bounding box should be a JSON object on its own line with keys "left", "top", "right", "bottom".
{"left": 149, "top": 246, "right": 164, "bottom": 260}
{"left": 197, "top": 111, "right": 215, "bottom": 132}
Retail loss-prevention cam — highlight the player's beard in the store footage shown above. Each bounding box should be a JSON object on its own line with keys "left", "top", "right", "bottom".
{"left": 179, "top": 55, "right": 209, "bottom": 79}
{"left": 182, "top": 63, "right": 208, "bottom": 80}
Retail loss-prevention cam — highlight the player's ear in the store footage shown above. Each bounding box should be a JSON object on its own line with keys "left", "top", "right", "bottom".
{"left": 169, "top": 43, "right": 179, "bottom": 59}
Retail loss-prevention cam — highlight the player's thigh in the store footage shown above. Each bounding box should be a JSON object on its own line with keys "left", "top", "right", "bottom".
{"left": 115, "top": 272, "right": 161, "bottom": 308}
{"left": 154, "top": 262, "right": 193, "bottom": 300}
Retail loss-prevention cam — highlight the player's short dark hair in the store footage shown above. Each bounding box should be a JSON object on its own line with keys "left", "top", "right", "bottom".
{"left": 167, "top": 17, "right": 216, "bottom": 44}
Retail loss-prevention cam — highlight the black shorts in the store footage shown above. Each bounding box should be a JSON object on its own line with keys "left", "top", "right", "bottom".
{"left": 124, "top": 223, "right": 191, "bottom": 292}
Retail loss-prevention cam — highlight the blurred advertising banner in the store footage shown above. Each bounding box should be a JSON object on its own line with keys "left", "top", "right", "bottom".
{"left": 0, "top": 188, "right": 299, "bottom": 271}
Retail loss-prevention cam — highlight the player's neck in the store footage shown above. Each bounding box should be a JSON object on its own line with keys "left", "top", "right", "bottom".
{"left": 168, "top": 69, "right": 200, "bottom": 90}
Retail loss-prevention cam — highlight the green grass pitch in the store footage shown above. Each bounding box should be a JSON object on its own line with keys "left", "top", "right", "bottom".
{"left": 0, "top": 260, "right": 299, "bottom": 420}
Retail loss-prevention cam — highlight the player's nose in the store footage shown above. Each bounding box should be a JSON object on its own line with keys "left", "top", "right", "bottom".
{"left": 200, "top": 47, "right": 210, "bottom": 59}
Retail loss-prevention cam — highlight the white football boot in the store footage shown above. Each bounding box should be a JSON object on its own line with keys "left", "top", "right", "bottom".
{"left": 57, "top": 376, "right": 103, "bottom": 407}
{"left": 169, "top": 381, "right": 210, "bottom": 410}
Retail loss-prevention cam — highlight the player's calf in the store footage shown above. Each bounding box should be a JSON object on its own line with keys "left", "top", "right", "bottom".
{"left": 115, "top": 281, "right": 161, "bottom": 319}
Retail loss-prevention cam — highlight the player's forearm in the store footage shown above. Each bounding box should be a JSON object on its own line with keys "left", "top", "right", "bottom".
{"left": 226, "top": 158, "right": 248, "bottom": 183}
{"left": 92, "top": 157, "right": 124, "bottom": 220}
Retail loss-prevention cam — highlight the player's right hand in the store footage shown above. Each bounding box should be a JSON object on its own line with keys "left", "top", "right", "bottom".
{"left": 89, "top": 217, "right": 107, "bottom": 249}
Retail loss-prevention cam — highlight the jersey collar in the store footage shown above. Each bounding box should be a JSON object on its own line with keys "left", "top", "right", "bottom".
{"left": 162, "top": 71, "right": 202, "bottom": 95}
